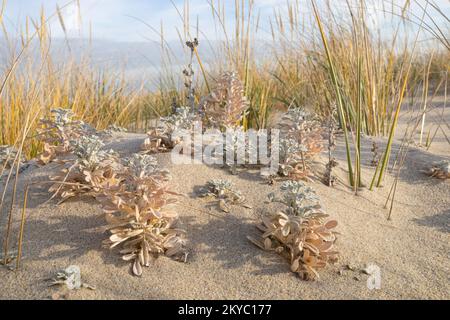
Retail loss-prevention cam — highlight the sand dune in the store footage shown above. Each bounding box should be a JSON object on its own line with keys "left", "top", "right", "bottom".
{"left": 0, "top": 115, "right": 448, "bottom": 300}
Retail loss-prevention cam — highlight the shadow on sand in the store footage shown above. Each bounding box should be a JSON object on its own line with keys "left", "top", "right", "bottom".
{"left": 185, "top": 212, "right": 291, "bottom": 276}
{"left": 412, "top": 209, "right": 450, "bottom": 234}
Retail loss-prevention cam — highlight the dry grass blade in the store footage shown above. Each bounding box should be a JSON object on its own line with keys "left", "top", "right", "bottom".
{"left": 15, "top": 185, "right": 29, "bottom": 270}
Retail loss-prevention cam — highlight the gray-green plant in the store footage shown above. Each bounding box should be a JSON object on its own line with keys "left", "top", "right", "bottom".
{"left": 161, "top": 106, "right": 198, "bottom": 132}
{"left": 278, "top": 137, "right": 306, "bottom": 176}
{"left": 123, "top": 154, "right": 170, "bottom": 181}
{"left": 0, "top": 145, "right": 25, "bottom": 169}
{"left": 71, "top": 136, "right": 116, "bottom": 170}
{"left": 104, "top": 124, "right": 128, "bottom": 134}
{"left": 268, "top": 180, "right": 322, "bottom": 217}
{"left": 199, "top": 179, "right": 250, "bottom": 212}
{"left": 427, "top": 160, "right": 450, "bottom": 179}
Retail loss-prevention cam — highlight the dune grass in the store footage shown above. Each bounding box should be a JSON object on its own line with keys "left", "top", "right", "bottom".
{"left": 0, "top": 0, "right": 447, "bottom": 180}
{"left": 0, "top": 0, "right": 448, "bottom": 272}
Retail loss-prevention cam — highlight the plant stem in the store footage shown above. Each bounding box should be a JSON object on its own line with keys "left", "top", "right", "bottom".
{"left": 16, "top": 185, "right": 29, "bottom": 270}
{"left": 311, "top": 0, "right": 354, "bottom": 186}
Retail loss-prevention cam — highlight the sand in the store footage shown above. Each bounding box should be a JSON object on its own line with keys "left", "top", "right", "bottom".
{"left": 0, "top": 104, "right": 449, "bottom": 300}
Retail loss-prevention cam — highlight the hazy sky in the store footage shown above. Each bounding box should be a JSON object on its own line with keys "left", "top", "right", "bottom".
{"left": 3, "top": 0, "right": 284, "bottom": 41}
{"left": 1, "top": 0, "right": 447, "bottom": 89}
{"left": 3, "top": 0, "right": 448, "bottom": 42}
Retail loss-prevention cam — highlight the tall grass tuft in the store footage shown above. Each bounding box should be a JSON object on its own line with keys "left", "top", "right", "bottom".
{"left": 0, "top": 0, "right": 447, "bottom": 188}
{"left": 0, "top": 4, "right": 154, "bottom": 159}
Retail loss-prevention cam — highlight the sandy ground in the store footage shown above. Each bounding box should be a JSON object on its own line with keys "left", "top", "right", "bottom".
{"left": 0, "top": 104, "right": 449, "bottom": 300}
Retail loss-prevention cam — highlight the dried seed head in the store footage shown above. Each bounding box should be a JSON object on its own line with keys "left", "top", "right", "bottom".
{"left": 186, "top": 38, "right": 199, "bottom": 50}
